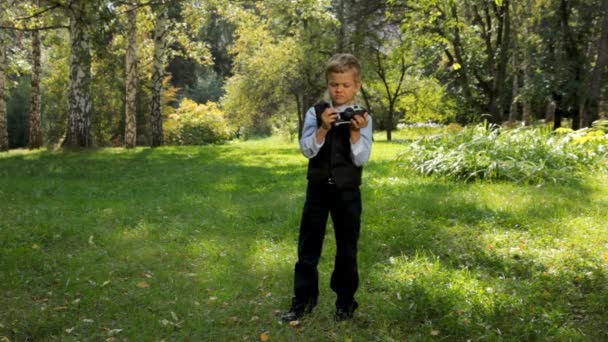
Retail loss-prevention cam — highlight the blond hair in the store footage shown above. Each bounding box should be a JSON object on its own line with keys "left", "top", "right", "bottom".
{"left": 325, "top": 53, "right": 361, "bottom": 83}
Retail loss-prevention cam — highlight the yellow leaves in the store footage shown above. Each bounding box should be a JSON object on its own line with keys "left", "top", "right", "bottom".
{"left": 259, "top": 331, "right": 270, "bottom": 341}
{"left": 430, "top": 329, "right": 440, "bottom": 336}
{"left": 136, "top": 281, "right": 150, "bottom": 289}
{"left": 603, "top": 252, "right": 608, "bottom": 263}
{"left": 452, "top": 63, "right": 462, "bottom": 71}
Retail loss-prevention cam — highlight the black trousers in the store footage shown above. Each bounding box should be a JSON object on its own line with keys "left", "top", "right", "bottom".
{"left": 293, "top": 182, "right": 362, "bottom": 307}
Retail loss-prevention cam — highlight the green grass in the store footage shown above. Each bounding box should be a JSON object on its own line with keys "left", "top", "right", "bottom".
{"left": 1, "top": 135, "right": 608, "bottom": 341}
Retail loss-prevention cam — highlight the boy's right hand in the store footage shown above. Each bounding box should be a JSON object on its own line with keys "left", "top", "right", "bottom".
{"left": 315, "top": 107, "right": 336, "bottom": 144}
{"left": 320, "top": 107, "right": 338, "bottom": 131}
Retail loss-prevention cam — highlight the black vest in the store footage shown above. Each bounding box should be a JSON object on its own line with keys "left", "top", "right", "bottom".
{"left": 306, "top": 102, "right": 363, "bottom": 188}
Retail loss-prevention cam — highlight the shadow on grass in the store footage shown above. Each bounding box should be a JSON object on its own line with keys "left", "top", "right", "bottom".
{"left": 360, "top": 158, "right": 608, "bottom": 340}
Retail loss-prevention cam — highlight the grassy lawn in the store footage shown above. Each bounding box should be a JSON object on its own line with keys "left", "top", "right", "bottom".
{"left": 1, "top": 135, "right": 607, "bottom": 341}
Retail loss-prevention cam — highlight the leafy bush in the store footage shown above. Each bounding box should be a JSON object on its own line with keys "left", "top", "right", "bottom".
{"left": 164, "top": 99, "right": 232, "bottom": 145}
{"left": 398, "top": 124, "right": 608, "bottom": 184}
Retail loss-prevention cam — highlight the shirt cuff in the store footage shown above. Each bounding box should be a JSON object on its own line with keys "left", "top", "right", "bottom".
{"left": 314, "top": 136, "right": 325, "bottom": 148}
{"left": 350, "top": 137, "right": 364, "bottom": 156}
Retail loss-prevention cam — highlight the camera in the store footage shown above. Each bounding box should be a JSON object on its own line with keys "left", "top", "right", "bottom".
{"left": 334, "top": 105, "right": 366, "bottom": 126}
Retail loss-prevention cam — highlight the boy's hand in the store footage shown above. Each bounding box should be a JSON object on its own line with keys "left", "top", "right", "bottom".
{"left": 320, "top": 107, "right": 338, "bottom": 130}
{"left": 350, "top": 112, "right": 369, "bottom": 131}
{"left": 315, "top": 107, "right": 337, "bottom": 143}
{"left": 350, "top": 112, "right": 368, "bottom": 143}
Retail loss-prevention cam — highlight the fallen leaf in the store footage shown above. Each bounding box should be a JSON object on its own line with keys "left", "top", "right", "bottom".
{"left": 32, "top": 244, "right": 40, "bottom": 250}
{"left": 53, "top": 306, "right": 68, "bottom": 311}
{"left": 209, "top": 296, "right": 217, "bottom": 301}
{"left": 142, "top": 272, "right": 153, "bottom": 279}
{"left": 486, "top": 244, "right": 494, "bottom": 250}
{"left": 88, "top": 235, "right": 95, "bottom": 245}
{"left": 288, "top": 320, "right": 300, "bottom": 328}
{"left": 159, "top": 319, "right": 170, "bottom": 327}
{"left": 72, "top": 298, "right": 81, "bottom": 305}
{"left": 136, "top": 281, "right": 149, "bottom": 289}
{"left": 82, "top": 319, "right": 94, "bottom": 323}
{"left": 430, "top": 329, "right": 440, "bottom": 336}
{"left": 250, "top": 316, "right": 259, "bottom": 321}
{"left": 171, "top": 311, "right": 179, "bottom": 322}
{"left": 265, "top": 292, "right": 272, "bottom": 297}
{"left": 260, "top": 331, "right": 270, "bottom": 341}
{"left": 65, "top": 327, "right": 75, "bottom": 334}
{"left": 101, "top": 280, "right": 111, "bottom": 287}
{"left": 108, "top": 328, "right": 123, "bottom": 336}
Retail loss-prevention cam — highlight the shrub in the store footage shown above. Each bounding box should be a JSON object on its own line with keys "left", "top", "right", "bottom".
{"left": 164, "top": 99, "right": 232, "bottom": 145}
{"left": 398, "top": 124, "right": 608, "bottom": 184}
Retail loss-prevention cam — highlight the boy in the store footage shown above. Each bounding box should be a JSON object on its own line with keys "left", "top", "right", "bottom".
{"left": 282, "top": 53, "right": 372, "bottom": 322}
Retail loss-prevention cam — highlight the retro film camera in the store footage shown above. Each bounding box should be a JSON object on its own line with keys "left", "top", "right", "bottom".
{"left": 334, "top": 105, "right": 367, "bottom": 126}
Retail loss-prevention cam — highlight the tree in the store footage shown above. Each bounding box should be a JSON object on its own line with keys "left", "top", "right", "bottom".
{"left": 28, "top": 28, "right": 43, "bottom": 149}
{"left": 581, "top": 0, "right": 608, "bottom": 127}
{"left": 0, "top": 26, "right": 8, "bottom": 151}
{"left": 150, "top": 3, "right": 168, "bottom": 147}
{"left": 124, "top": 3, "right": 138, "bottom": 148}
{"left": 62, "top": 0, "right": 93, "bottom": 147}
{"left": 370, "top": 43, "right": 414, "bottom": 141}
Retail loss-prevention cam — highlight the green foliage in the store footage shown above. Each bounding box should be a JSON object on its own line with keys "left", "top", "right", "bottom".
{"left": 41, "top": 30, "right": 70, "bottom": 146}
{"left": 164, "top": 99, "right": 231, "bottom": 145}
{"left": 399, "top": 124, "right": 608, "bottom": 184}
{"left": 398, "top": 78, "right": 457, "bottom": 123}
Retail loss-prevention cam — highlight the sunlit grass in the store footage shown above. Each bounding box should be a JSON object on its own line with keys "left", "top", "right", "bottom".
{"left": 1, "top": 134, "right": 607, "bottom": 340}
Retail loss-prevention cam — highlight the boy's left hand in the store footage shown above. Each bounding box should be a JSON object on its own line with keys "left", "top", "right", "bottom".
{"left": 350, "top": 112, "right": 369, "bottom": 131}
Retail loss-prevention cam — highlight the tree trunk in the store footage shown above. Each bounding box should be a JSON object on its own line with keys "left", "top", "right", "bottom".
{"left": 63, "top": 2, "right": 92, "bottom": 148}
{"left": 449, "top": 2, "right": 474, "bottom": 121}
{"left": 124, "top": 7, "right": 138, "bottom": 148}
{"left": 522, "top": 0, "right": 532, "bottom": 125}
{"left": 360, "top": 85, "right": 373, "bottom": 119}
{"left": 151, "top": 5, "right": 168, "bottom": 147}
{"left": 29, "top": 29, "right": 43, "bottom": 149}
{"left": 509, "top": 53, "right": 518, "bottom": 122}
{"left": 293, "top": 92, "right": 303, "bottom": 140}
{"left": 493, "top": 0, "right": 511, "bottom": 123}
{"left": 386, "top": 102, "right": 394, "bottom": 141}
{"left": 0, "top": 28, "right": 8, "bottom": 151}
{"left": 581, "top": 0, "right": 608, "bottom": 127}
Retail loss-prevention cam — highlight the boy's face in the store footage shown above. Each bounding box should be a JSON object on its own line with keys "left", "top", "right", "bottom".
{"left": 327, "top": 70, "right": 361, "bottom": 107}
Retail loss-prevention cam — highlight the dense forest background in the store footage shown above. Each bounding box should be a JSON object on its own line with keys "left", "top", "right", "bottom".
{"left": 0, "top": 0, "right": 607, "bottom": 149}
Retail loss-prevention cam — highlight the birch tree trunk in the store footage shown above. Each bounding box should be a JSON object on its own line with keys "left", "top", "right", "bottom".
{"left": 124, "top": 7, "right": 138, "bottom": 148}
{"left": 29, "top": 29, "right": 43, "bottom": 149}
{"left": 0, "top": 28, "right": 8, "bottom": 152}
{"left": 151, "top": 5, "right": 168, "bottom": 147}
{"left": 63, "top": 2, "right": 92, "bottom": 148}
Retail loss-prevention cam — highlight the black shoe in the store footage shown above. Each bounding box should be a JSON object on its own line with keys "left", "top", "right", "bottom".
{"left": 281, "top": 299, "right": 316, "bottom": 322}
{"left": 335, "top": 300, "right": 358, "bottom": 321}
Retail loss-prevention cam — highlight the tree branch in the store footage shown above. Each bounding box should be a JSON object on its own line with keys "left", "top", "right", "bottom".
{"left": 14, "top": 4, "right": 61, "bottom": 21}
{"left": 0, "top": 25, "right": 69, "bottom": 31}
